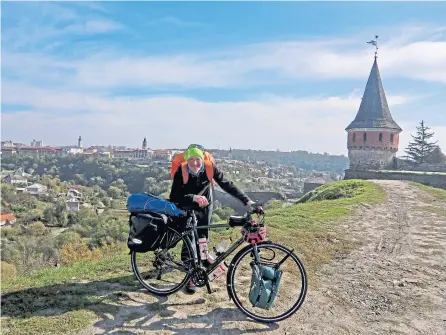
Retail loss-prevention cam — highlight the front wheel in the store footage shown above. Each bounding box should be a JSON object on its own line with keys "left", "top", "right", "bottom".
{"left": 226, "top": 242, "right": 307, "bottom": 323}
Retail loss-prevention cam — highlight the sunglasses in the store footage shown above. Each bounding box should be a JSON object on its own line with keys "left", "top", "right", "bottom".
{"left": 188, "top": 144, "right": 205, "bottom": 151}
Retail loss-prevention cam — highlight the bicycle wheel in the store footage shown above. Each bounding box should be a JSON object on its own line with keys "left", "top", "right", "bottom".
{"left": 227, "top": 241, "right": 307, "bottom": 323}
{"left": 131, "top": 227, "right": 194, "bottom": 296}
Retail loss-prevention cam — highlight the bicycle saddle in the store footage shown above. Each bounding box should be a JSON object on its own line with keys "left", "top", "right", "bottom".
{"left": 228, "top": 215, "right": 247, "bottom": 227}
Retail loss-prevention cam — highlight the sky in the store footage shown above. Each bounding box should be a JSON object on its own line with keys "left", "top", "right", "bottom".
{"left": 1, "top": 1, "right": 446, "bottom": 156}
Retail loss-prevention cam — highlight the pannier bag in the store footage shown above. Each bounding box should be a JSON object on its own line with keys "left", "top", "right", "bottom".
{"left": 126, "top": 193, "right": 185, "bottom": 217}
{"left": 248, "top": 261, "right": 283, "bottom": 309}
{"left": 127, "top": 212, "right": 170, "bottom": 252}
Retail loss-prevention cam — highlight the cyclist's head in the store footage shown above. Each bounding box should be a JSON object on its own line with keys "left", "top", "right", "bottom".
{"left": 184, "top": 145, "right": 204, "bottom": 172}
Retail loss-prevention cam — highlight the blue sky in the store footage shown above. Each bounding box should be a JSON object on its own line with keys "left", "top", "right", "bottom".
{"left": 2, "top": 1, "right": 446, "bottom": 155}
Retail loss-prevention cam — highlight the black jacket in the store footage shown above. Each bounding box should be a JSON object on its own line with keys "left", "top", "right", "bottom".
{"left": 169, "top": 163, "right": 250, "bottom": 210}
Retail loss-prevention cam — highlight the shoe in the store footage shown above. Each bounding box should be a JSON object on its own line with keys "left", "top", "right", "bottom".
{"left": 185, "top": 280, "right": 197, "bottom": 294}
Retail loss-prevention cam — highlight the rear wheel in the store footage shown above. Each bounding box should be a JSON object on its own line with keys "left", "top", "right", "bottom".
{"left": 131, "top": 228, "right": 194, "bottom": 296}
{"left": 227, "top": 242, "right": 307, "bottom": 323}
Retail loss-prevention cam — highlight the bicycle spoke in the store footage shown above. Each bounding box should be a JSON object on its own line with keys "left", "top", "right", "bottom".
{"left": 227, "top": 242, "right": 307, "bottom": 323}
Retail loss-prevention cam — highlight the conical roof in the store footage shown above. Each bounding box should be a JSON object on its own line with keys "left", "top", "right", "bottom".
{"left": 346, "top": 57, "right": 402, "bottom": 131}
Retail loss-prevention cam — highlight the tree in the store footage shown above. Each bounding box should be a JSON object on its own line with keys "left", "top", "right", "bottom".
{"left": 404, "top": 120, "right": 438, "bottom": 165}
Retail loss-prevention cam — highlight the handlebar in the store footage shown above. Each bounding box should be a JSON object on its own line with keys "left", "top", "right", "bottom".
{"left": 248, "top": 202, "right": 265, "bottom": 216}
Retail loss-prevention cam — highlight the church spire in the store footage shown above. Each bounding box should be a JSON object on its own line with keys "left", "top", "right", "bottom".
{"left": 345, "top": 36, "right": 401, "bottom": 131}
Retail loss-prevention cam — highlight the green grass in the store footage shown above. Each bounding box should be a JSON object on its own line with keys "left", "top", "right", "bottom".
{"left": 410, "top": 182, "right": 446, "bottom": 202}
{"left": 1, "top": 179, "right": 386, "bottom": 334}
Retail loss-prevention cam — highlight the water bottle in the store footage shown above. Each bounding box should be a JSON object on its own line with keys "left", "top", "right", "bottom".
{"left": 208, "top": 261, "right": 228, "bottom": 281}
{"left": 215, "top": 240, "right": 229, "bottom": 254}
{"left": 208, "top": 240, "right": 230, "bottom": 260}
{"left": 198, "top": 237, "right": 208, "bottom": 261}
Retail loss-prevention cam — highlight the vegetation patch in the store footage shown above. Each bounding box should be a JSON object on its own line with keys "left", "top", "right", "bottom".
{"left": 296, "top": 179, "right": 384, "bottom": 204}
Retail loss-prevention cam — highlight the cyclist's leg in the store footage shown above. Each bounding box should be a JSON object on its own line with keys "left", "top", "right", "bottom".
{"left": 184, "top": 208, "right": 210, "bottom": 294}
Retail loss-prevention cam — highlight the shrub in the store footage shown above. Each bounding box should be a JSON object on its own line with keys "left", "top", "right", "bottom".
{"left": 1, "top": 261, "right": 17, "bottom": 281}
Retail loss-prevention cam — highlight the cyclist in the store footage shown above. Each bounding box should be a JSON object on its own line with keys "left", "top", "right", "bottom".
{"left": 169, "top": 144, "right": 255, "bottom": 294}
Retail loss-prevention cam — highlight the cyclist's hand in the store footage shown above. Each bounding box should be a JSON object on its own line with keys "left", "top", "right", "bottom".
{"left": 249, "top": 202, "right": 264, "bottom": 215}
{"left": 193, "top": 195, "right": 209, "bottom": 207}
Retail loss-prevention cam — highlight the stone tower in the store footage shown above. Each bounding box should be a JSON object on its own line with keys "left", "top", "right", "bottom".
{"left": 142, "top": 137, "right": 147, "bottom": 150}
{"left": 345, "top": 52, "right": 402, "bottom": 170}
{"left": 78, "top": 136, "right": 82, "bottom": 148}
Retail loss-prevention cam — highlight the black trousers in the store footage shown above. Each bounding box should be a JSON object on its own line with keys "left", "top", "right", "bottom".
{"left": 181, "top": 204, "right": 213, "bottom": 261}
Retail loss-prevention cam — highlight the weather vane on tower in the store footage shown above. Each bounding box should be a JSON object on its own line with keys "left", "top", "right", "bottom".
{"left": 366, "top": 35, "right": 379, "bottom": 58}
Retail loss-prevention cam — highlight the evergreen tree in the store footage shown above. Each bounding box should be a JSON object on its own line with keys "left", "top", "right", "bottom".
{"left": 404, "top": 120, "right": 438, "bottom": 164}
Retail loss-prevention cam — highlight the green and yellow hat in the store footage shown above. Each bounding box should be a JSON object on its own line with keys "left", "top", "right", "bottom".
{"left": 184, "top": 144, "right": 204, "bottom": 161}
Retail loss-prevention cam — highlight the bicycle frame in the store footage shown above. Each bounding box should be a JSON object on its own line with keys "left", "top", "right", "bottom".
{"left": 161, "top": 210, "right": 249, "bottom": 293}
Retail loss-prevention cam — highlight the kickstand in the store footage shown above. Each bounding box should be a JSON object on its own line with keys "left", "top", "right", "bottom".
{"left": 205, "top": 280, "right": 212, "bottom": 294}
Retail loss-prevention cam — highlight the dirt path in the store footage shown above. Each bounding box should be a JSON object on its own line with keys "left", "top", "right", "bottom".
{"left": 81, "top": 180, "right": 446, "bottom": 335}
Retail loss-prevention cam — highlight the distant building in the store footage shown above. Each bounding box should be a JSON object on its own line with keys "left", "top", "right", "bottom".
{"left": 303, "top": 173, "right": 327, "bottom": 193}
{"left": 31, "top": 139, "right": 43, "bottom": 147}
{"left": 0, "top": 147, "right": 17, "bottom": 157}
{"left": 0, "top": 214, "right": 17, "bottom": 226}
{"left": 17, "top": 146, "right": 63, "bottom": 156}
{"left": 3, "top": 174, "right": 28, "bottom": 185}
{"left": 25, "top": 183, "right": 48, "bottom": 195}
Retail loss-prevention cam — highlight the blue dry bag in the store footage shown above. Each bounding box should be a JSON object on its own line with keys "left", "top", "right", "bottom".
{"left": 126, "top": 193, "right": 186, "bottom": 217}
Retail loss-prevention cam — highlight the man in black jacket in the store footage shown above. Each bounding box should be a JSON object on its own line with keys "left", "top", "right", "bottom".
{"left": 169, "top": 145, "right": 254, "bottom": 293}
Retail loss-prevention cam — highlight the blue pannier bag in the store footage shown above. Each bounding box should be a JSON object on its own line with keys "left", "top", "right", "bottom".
{"left": 126, "top": 193, "right": 186, "bottom": 217}
{"left": 248, "top": 261, "right": 283, "bottom": 309}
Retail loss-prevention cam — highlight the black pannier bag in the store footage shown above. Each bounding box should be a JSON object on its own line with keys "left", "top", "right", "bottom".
{"left": 127, "top": 212, "right": 170, "bottom": 252}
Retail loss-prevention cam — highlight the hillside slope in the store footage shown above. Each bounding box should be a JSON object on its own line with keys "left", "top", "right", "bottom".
{"left": 2, "top": 180, "right": 445, "bottom": 334}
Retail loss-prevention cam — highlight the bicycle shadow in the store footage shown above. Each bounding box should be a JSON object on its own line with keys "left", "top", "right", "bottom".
{"left": 2, "top": 275, "right": 280, "bottom": 334}
{"left": 91, "top": 296, "right": 281, "bottom": 334}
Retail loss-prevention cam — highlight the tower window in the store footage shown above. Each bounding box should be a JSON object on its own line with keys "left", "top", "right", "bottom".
{"left": 363, "top": 133, "right": 367, "bottom": 142}
{"left": 379, "top": 133, "right": 383, "bottom": 142}
{"left": 390, "top": 134, "right": 394, "bottom": 144}
{"left": 352, "top": 133, "right": 356, "bottom": 142}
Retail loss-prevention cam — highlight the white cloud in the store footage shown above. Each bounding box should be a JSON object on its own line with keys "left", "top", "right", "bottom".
{"left": 1, "top": 87, "right": 416, "bottom": 155}
{"left": 3, "top": 24, "right": 446, "bottom": 90}
{"left": 1, "top": 2, "right": 124, "bottom": 52}
{"left": 148, "top": 16, "right": 202, "bottom": 27}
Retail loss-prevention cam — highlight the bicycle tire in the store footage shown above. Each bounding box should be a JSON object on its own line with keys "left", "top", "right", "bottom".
{"left": 131, "top": 227, "right": 193, "bottom": 296}
{"left": 226, "top": 241, "right": 308, "bottom": 323}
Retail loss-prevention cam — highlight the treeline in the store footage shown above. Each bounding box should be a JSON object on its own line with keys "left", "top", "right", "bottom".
{"left": 1, "top": 155, "right": 172, "bottom": 195}
{"left": 210, "top": 149, "right": 349, "bottom": 172}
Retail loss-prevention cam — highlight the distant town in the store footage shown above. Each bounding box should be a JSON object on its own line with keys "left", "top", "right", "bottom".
{"left": 1, "top": 137, "right": 176, "bottom": 162}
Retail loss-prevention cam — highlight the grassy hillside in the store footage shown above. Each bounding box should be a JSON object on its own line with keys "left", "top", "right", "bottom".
{"left": 1, "top": 179, "right": 386, "bottom": 335}
{"left": 410, "top": 181, "right": 446, "bottom": 201}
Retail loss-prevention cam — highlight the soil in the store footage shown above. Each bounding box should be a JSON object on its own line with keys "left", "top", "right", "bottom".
{"left": 81, "top": 180, "right": 446, "bottom": 335}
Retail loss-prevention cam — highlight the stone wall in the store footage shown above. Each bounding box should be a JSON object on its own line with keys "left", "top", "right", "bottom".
{"left": 344, "top": 169, "right": 446, "bottom": 190}
{"left": 348, "top": 148, "right": 396, "bottom": 170}
{"left": 213, "top": 190, "right": 285, "bottom": 214}
{"left": 392, "top": 158, "right": 446, "bottom": 173}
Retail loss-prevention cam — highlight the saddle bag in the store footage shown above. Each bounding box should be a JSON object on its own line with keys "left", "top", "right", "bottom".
{"left": 248, "top": 261, "right": 283, "bottom": 309}
{"left": 127, "top": 212, "right": 169, "bottom": 253}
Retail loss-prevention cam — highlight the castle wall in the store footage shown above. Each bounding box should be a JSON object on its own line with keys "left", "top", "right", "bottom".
{"left": 393, "top": 158, "right": 446, "bottom": 173}
{"left": 344, "top": 169, "right": 446, "bottom": 190}
{"left": 348, "top": 148, "right": 396, "bottom": 170}
{"left": 213, "top": 190, "right": 285, "bottom": 214}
